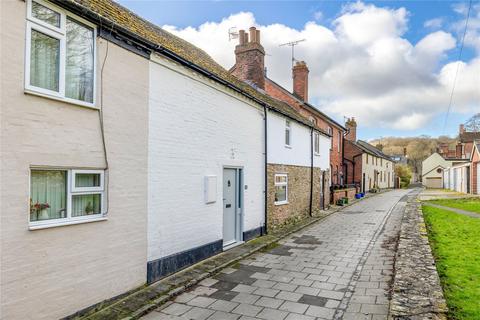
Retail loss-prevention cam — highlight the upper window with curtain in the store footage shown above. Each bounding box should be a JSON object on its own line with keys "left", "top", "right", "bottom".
{"left": 25, "top": 0, "right": 96, "bottom": 107}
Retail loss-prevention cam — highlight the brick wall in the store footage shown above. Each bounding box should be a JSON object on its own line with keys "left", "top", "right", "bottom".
{"left": 267, "top": 164, "right": 323, "bottom": 230}
{"left": 344, "top": 140, "right": 363, "bottom": 185}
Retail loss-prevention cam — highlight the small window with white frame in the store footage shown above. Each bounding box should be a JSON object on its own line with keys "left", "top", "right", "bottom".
{"left": 274, "top": 174, "right": 288, "bottom": 205}
{"left": 29, "top": 168, "right": 105, "bottom": 228}
{"left": 25, "top": 0, "right": 96, "bottom": 107}
{"left": 285, "top": 120, "right": 291, "bottom": 147}
{"left": 314, "top": 132, "right": 320, "bottom": 155}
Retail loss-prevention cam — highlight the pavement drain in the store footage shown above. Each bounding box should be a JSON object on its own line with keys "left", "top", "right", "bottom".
{"left": 363, "top": 222, "right": 376, "bottom": 225}
{"left": 340, "top": 211, "right": 363, "bottom": 214}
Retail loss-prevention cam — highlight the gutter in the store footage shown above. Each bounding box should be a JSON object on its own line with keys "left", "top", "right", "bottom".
{"left": 263, "top": 106, "right": 268, "bottom": 235}
{"left": 309, "top": 128, "right": 314, "bottom": 217}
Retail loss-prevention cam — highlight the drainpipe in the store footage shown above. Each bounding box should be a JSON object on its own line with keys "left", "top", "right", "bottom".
{"left": 309, "top": 128, "right": 314, "bottom": 217}
{"left": 263, "top": 105, "right": 268, "bottom": 235}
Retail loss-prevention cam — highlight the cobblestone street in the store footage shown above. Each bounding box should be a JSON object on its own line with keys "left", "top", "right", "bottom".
{"left": 142, "top": 189, "right": 412, "bottom": 320}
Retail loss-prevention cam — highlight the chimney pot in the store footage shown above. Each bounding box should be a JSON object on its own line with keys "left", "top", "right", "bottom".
{"left": 256, "top": 29, "right": 260, "bottom": 44}
{"left": 345, "top": 117, "right": 357, "bottom": 142}
{"left": 292, "top": 61, "right": 309, "bottom": 102}
{"left": 249, "top": 27, "right": 256, "bottom": 43}
{"left": 239, "top": 30, "right": 245, "bottom": 45}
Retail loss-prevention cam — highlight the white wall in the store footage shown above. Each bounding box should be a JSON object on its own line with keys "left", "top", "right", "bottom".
{"left": 361, "top": 154, "right": 395, "bottom": 190}
{"left": 267, "top": 111, "right": 330, "bottom": 170}
{"left": 148, "top": 55, "right": 265, "bottom": 261}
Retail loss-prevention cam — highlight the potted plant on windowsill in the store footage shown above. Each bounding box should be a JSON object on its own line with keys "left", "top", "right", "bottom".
{"left": 33, "top": 202, "right": 50, "bottom": 220}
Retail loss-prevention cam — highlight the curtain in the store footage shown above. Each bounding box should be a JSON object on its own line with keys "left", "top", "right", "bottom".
{"left": 65, "top": 18, "right": 94, "bottom": 103}
{"left": 75, "top": 173, "right": 100, "bottom": 188}
{"left": 30, "top": 171, "right": 66, "bottom": 221}
{"left": 72, "top": 194, "right": 101, "bottom": 217}
{"left": 30, "top": 30, "right": 60, "bottom": 92}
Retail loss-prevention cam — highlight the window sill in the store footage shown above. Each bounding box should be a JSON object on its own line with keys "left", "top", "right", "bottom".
{"left": 285, "top": 145, "right": 292, "bottom": 149}
{"left": 274, "top": 201, "right": 289, "bottom": 206}
{"left": 29, "top": 216, "right": 107, "bottom": 231}
{"left": 25, "top": 88, "right": 98, "bottom": 110}
{"left": 314, "top": 153, "right": 320, "bottom": 156}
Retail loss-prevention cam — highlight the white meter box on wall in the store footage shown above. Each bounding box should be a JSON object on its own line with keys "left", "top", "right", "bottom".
{"left": 204, "top": 175, "right": 217, "bottom": 204}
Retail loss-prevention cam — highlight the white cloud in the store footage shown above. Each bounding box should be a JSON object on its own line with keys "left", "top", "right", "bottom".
{"left": 163, "top": 2, "right": 479, "bottom": 131}
{"left": 424, "top": 18, "right": 443, "bottom": 29}
{"left": 451, "top": 2, "right": 480, "bottom": 53}
{"left": 313, "top": 11, "right": 323, "bottom": 21}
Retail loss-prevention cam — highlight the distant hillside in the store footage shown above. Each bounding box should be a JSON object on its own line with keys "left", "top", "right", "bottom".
{"left": 369, "top": 136, "right": 457, "bottom": 177}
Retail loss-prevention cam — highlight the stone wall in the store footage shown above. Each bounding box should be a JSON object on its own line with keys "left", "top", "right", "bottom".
{"left": 389, "top": 191, "right": 448, "bottom": 319}
{"left": 267, "top": 164, "right": 324, "bottom": 230}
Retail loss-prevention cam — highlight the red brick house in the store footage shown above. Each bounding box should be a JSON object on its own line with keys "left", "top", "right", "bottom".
{"left": 230, "top": 27, "right": 347, "bottom": 187}
{"left": 438, "top": 124, "right": 480, "bottom": 160}
{"left": 470, "top": 141, "right": 480, "bottom": 195}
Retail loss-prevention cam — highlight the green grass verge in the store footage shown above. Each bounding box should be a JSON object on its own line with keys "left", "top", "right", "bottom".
{"left": 428, "top": 198, "right": 480, "bottom": 213}
{"left": 423, "top": 205, "right": 480, "bottom": 319}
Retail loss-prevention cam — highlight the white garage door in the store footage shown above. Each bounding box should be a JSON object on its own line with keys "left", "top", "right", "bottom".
{"left": 426, "top": 177, "right": 442, "bottom": 189}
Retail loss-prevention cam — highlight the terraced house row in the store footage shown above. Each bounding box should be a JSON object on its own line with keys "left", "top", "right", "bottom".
{"left": 0, "top": 1, "right": 395, "bottom": 319}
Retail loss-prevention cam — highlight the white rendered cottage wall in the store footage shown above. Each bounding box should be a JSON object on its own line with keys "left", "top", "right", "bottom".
{"left": 148, "top": 55, "right": 265, "bottom": 261}
{"left": 267, "top": 112, "right": 330, "bottom": 170}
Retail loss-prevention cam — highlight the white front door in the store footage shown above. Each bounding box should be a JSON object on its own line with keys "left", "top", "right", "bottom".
{"left": 223, "top": 168, "right": 241, "bottom": 248}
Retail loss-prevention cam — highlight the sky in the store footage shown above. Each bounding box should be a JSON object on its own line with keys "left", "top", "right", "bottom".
{"left": 117, "top": 0, "right": 480, "bottom": 140}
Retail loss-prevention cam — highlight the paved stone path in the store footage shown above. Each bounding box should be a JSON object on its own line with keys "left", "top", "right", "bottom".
{"left": 142, "top": 189, "right": 412, "bottom": 320}
{"left": 423, "top": 202, "right": 479, "bottom": 219}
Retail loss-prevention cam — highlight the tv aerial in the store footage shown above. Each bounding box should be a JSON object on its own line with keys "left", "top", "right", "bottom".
{"left": 228, "top": 27, "right": 239, "bottom": 41}
{"left": 279, "top": 39, "right": 306, "bottom": 69}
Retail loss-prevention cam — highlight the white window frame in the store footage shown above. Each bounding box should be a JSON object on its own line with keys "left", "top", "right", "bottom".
{"left": 274, "top": 174, "right": 288, "bottom": 205}
{"left": 314, "top": 132, "right": 320, "bottom": 155}
{"left": 285, "top": 120, "right": 292, "bottom": 148}
{"left": 71, "top": 169, "right": 104, "bottom": 192}
{"left": 25, "top": 0, "right": 97, "bottom": 108}
{"left": 29, "top": 168, "right": 106, "bottom": 230}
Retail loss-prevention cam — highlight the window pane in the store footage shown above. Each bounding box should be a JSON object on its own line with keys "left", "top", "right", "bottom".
{"left": 66, "top": 18, "right": 94, "bottom": 103}
{"left": 32, "top": 1, "right": 60, "bottom": 27}
{"left": 275, "top": 175, "right": 287, "bottom": 184}
{"left": 72, "top": 194, "right": 101, "bottom": 217}
{"left": 30, "top": 30, "right": 60, "bottom": 92}
{"left": 275, "top": 185, "right": 287, "bottom": 202}
{"left": 75, "top": 173, "right": 101, "bottom": 188}
{"left": 285, "top": 129, "right": 290, "bottom": 145}
{"left": 30, "top": 170, "right": 67, "bottom": 221}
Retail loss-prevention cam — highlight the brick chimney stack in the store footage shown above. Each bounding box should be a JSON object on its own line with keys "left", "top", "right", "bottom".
{"left": 345, "top": 117, "right": 357, "bottom": 141}
{"left": 231, "top": 27, "right": 265, "bottom": 89}
{"left": 459, "top": 124, "right": 465, "bottom": 134}
{"left": 292, "top": 61, "right": 309, "bottom": 102}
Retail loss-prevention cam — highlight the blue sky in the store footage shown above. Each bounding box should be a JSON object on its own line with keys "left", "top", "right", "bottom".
{"left": 118, "top": 0, "right": 479, "bottom": 140}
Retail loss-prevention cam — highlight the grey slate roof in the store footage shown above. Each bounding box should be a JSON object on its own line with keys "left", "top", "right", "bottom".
{"left": 354, "top": 140, "right": 394, "bottom": 162}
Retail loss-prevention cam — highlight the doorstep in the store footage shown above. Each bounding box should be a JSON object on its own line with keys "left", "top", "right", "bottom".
{"left": 67, "top": 190, "right": 389, "bottom": 320}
